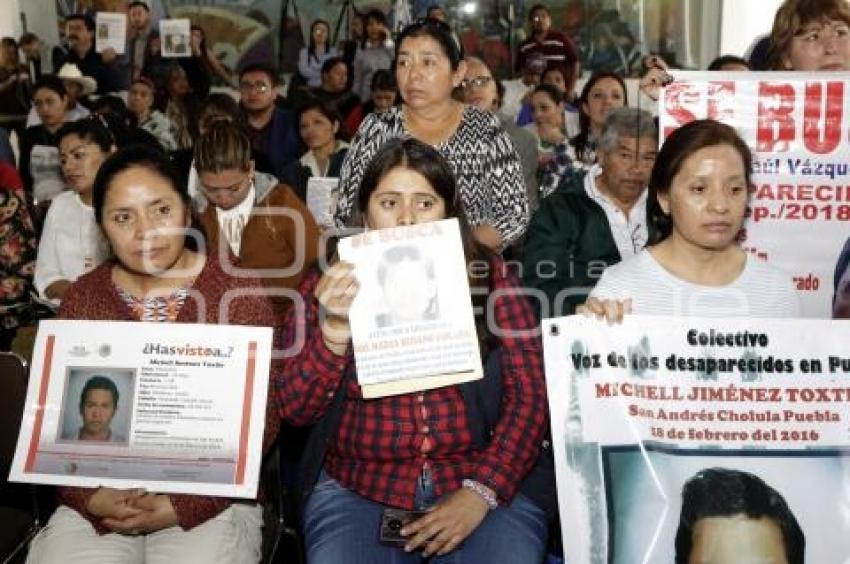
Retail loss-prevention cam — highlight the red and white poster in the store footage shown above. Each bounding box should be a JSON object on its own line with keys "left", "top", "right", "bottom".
{"left": 659, "top": 71, "right": 850, "bottom": 318}
{"left": 9, "top": 320, "right": 272, "bottom": 498}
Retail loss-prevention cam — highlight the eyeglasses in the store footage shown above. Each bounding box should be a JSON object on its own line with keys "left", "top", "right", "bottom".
{"left": 239, "top": 81, "right": 271, "bottom": 93}
{"left": 461, "top": 76, "right": 493, "bottom": 90}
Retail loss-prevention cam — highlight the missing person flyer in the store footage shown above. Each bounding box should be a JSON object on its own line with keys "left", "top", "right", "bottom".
{"left": 95, "top": 12, "right": 127, "bottom": 55}
{"left": 159, "top": 19, "right": 191, "bottom": 58}
{"left": 338, "top": 218, "right": 482, "bottom": 398}
{"left": 543, "top": 315, "right": 850, "bottom": 564}
{"left": 9, "top": 320, "right": 272, "bottom": 498}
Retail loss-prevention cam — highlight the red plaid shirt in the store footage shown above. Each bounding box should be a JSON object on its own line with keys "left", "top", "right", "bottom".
{"left": 277, "top": 256, "right": 547, "bottom": 509}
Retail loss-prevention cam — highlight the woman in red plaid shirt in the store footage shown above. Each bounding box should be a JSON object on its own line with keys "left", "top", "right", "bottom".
{"left": 277, "top": 137, "right": 552, "bottom": 562}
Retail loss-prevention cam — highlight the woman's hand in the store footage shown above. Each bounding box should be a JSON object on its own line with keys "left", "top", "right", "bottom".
{"left": 538, "top": 123, "right": 566, "bottom": 146}
{"left": 45, "top": 279, "right": 71, "bottom": 300}
{"left": 314, "top": 261, "right": 359, "bottom": 356}
{"left": 639, "top": 55, "right": 673, "bottom": 102}
{"left": 577, "top": 297, "right": 632, "bottom": 324}
{"left": 86, "top": 487, "right": 145, "bottom": 520}
{"left": 101, "top": 494, "right": 180, "bottom": 535}
{"left": 401, "top": 488, "right": 490, "bottom": 557}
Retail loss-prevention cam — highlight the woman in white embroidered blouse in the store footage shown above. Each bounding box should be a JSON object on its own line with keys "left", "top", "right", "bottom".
{"left": 34, "top": 116, "right": 114, "bottom": 302}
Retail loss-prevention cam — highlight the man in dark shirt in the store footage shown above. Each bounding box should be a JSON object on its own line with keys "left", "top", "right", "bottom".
{"left": 238, "top": 64, "right": 299, "bottom": 178}
{"left": 55, "top": 14, "right": 128, "bottom": 94}
{"left": 515, "top": 4, "right": 578, "bottom": 77}
{"left": 127, "top": 1, "right": 153, "bottom": 81}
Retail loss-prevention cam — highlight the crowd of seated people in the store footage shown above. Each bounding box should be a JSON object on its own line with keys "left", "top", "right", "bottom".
{"left": 0, "top": 0, "right": 846, "bottom": 562}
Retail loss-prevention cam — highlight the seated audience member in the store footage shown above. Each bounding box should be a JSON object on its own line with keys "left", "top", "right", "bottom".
{"left": 344, "top": 68, "right": 397, "bottom": 134}
{"left": 501, "top": 52, "right": 546, "bottom": 123}
{"left": 27, "top": 63, "right": 94, "bottom": 127}
{"left": 582, "top": 119, "right": 800, "bottom": 320}
{"left": 19, "top": 75, "right": 71, "bottom": 199}
{"left": 523, "top": 108, "right": 657, "bottom": 317}
{"left": 335, "top": 18, "right": 529, "bottom": 252}
{"left": 20, "top": 32, "right": 49, "bottom": 82}
{"left": 675, "top": 468, "right": 804, "bottom": 564}
{"left": 277, "top": 138, "right": 551, "bottom": 563}
{"left": 538, "top": 72, "right": 628, "bottom": 196}
{"left": 90, "top": 96, "right": 126, "bottom": 117}
{"left": 0, "top": 37, "right": 30, "bottom": 138}
{"left": 833, "top": 238, "right": 850, "bottom": 318}
{"left": 184, "top": 93, "right": 276, "bottom": 207}
{"left": 34, "top": 117, "right": 115, "bottom": 303}
{"left": 128, "top": 77, "right": 177, "bottom": 151}
{"left": 281, "top": 100, "right": 350, "bottom": 202}
{"left": 189, "top": 25, "right": 229, "bottom": 89}
{"left": 517, "top": 62, "right": 579, "bottom": 135}
{"left": 462, "top": 56, "right": 538, "bottom": 213}
{"left": 162, "top": 63, "right": 200, "bottom": 151}
{"left": 351, "top": 9, "right": 394, "bottom": 101}
{"left": 768, "top": 0, "right": 850, "bottom": 70}
{"left": 525, "top": 84, "right": 568, "bottom": 171}
{"left": 299, "top": 19, "right": 338, "bottom": 88}
{"left": 0, "top": 162, "right": 37, "bottom": 350}
{"left": 25, "top": 145, "right": 280, "bottom": 562}
{"left": 193, "top": 121, "right": 320, "bottom": 318}
{"left": 707, "top": 54, "right": 751, "bottom": 71}
{"left": 55, "top": 14, "right": 128, "bottom": 94}
{"left": 238, "top": 63, "right": 299, "bottom": 179}
{"left": 300, "top": 57, "right": 362, "bottom": 125}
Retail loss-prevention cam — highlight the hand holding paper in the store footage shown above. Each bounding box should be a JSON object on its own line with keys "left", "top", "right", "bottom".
{"left": 315, "top": 260, "right": 358, "bottom": 356}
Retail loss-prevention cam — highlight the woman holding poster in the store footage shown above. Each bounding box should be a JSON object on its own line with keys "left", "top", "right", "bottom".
{"left": 277, "top": 138, "right": 551, "bottom": 563}
{"left": 582, "top": 119, "right": 800, "bottom": 319}
{"left": 26, "top": 146, "right": 279, "bottom": 563}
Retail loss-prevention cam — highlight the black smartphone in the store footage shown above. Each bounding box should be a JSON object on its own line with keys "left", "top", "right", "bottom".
{"left": 379, "top": 508, "right": 427, "bottom": 546}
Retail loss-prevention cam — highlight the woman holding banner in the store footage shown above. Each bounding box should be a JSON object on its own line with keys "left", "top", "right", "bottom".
{"left": 26, "top": 146, "right": 279, "bottom": 563}
{"left": 277, "top": 138, "right": 551, "bottom": 563}
{"left": 581, "top": 119, "right": 800, "bottom": 320}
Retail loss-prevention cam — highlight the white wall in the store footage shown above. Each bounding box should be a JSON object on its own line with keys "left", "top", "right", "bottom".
{"left": 0, "top": 0, "right": 22, "bottom": 39}
{"left": 720, "top": 0, "right": 783, "bottom": 58}
{"left": 0, "top": 0, "right": 59, "bottom": 47}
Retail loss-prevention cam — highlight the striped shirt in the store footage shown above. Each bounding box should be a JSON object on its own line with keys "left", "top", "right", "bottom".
{"left": 590, "top": 250, "right": 800, "bottom": 318}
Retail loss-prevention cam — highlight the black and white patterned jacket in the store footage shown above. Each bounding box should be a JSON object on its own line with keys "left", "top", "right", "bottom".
{"left": 333, "top": 105, "right": 530, "bottom": 247}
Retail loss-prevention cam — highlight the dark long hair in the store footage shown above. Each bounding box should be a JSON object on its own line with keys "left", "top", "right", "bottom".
{"left": 571, "top": 72, "right": 627, "bottom": 162}
{"left": 647, "top": 119, "right": 752, "bottom": 244}
{"left": 307, "top": 19, "right": 331, "bottom": 64}
{"left": 355, "top": 137, "right": 495, "bottom": 355}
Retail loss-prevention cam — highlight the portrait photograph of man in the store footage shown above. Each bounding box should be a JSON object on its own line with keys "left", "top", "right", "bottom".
{"left": 59, "top": 368, "right": 135, "bottom": 444}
